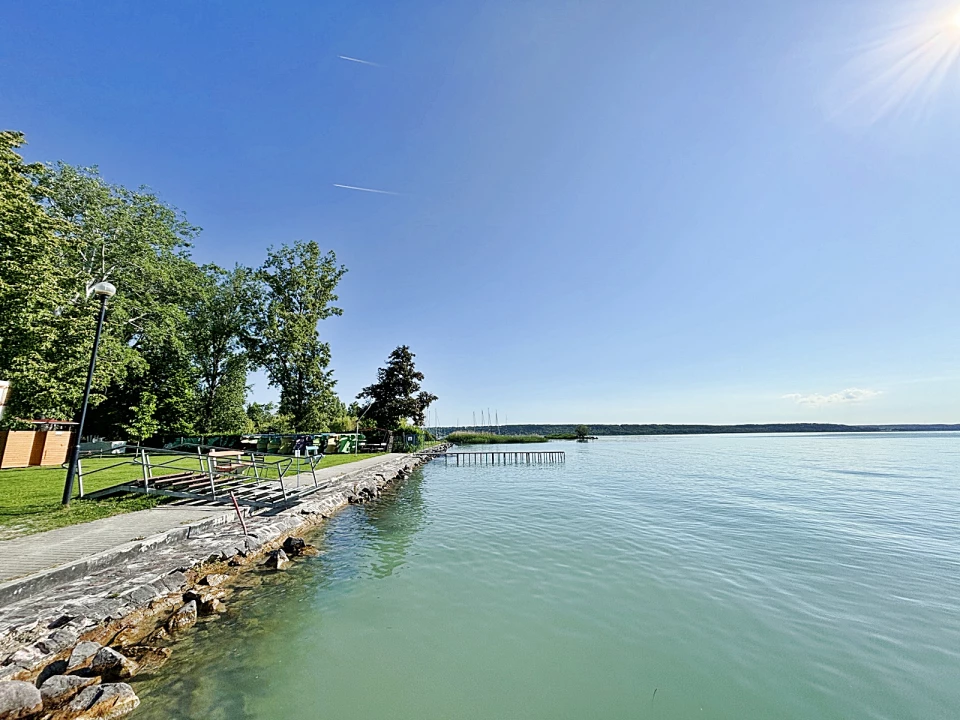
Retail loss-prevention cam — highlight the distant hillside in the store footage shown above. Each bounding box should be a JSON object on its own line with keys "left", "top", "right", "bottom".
{"left": 435, "top": 423, "right": 960, "bottom": 437}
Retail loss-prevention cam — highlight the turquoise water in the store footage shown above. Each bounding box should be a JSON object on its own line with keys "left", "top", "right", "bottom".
{"left": 131, "top": 434, "right": 960, "bottom": 719}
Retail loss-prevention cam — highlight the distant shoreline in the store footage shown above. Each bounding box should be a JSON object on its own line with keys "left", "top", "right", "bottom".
{"left": 437, "top": 423, "right": 960, "bottom": 437}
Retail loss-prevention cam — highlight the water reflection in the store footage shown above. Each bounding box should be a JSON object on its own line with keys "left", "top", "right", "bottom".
{"left": 130, "top": 469, "right": 428, "bottom": 719}
{"left": 363, "top": 471, "right": 427, "bottom": 579}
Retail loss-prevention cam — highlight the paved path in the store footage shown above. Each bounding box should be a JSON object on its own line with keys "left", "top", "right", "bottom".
{"left": 0, "top": 453, "right": 405, "bottom": 583}
{"left": 285, "top": 453, "right": 406, "bottom": 486}
{"left": 0, "top": 507, "right": 226, "bottom": 582}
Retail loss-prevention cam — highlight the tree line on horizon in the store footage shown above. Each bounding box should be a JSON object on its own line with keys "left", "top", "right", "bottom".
{"left": 438, "top": 423, "right": 958, "bottom": 437}
{"left": 0, "top": 131, "right": 435, "bottom": 440}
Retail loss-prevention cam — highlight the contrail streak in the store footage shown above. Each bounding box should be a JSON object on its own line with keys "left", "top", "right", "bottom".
{"left": 333, "top": 183, "right": 399, "bottom": 195}
{"left": 338, "top": 55, "right": 379, "bottom": 66}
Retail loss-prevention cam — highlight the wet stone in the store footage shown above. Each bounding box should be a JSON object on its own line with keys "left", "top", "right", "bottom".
{"left": 165, "top": 601, "right": 197, "bottom": 635}
{"left": 282, "top": 537, "right": 306, "bottom": 556}
{"left": 263, "top": 549, "right": 289, "bottom": 570}
{"left": 66, "top": 682, "right": 139, "bottom": 719}
{"left": 90, "top": 647, "right": 138, "bottom": 681}
{"left": 120, "top": 646, "right": 171, "bottom": 675}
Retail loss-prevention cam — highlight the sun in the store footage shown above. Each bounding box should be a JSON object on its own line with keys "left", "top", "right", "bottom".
{"left": 952, "top": 9, "right": 960, "bottom": 28}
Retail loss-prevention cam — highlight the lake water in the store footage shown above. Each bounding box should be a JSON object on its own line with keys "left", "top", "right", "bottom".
{"left": 130, "top": 434, "right": 960, "bottom": 719}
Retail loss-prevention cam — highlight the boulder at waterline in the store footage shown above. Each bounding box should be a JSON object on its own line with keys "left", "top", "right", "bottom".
{"left": 165, "top": 601, "right": 198, "bottom": 634}
{"left": 0, "top": 680, "right": 42, "bottom": 719}
{"left": 263, "top": 549, "right": 289, "bottom": 570}
{"left": 66, "top": 683, "right": 139, "bottom": 719}
{"left": 66, "top": 642, "right": 102, "bottom": 673}
{"left": 90, "top": 648, "right": 138, "bottom": 681}
{"left": 39, "top": 674, "right": 99, "bottom": 709}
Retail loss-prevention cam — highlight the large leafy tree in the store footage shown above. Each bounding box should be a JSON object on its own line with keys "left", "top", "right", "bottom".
{"left": 251, "top": 241, "right": 346, "bottom": 431}
{"left": 187, "top": 265, "right": 257, "bottom": 433}
{"left": 357, "top": 346, "right": 437, "bottom": 430}
{"left": 31, "top": 161, "right": 204, "bottom": 434}
{"left": 0, "top": 131, "right": 74, "bottom": 424}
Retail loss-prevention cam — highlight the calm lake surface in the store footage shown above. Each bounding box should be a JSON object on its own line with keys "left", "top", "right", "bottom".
{"left": 130, "top": 434, "right": 960, "bottom": 719}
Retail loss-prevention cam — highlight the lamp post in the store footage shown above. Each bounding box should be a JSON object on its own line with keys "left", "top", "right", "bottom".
{"left": 62, "top": 282, "right": 116, "bottom": 505}
{"left": 354, "top": 403, "right": 373, "bottom": 455}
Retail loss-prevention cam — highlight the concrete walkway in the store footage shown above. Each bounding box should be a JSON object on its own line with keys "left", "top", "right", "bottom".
{"left": 0, "top": 453, "right": 406, "bottom": 583}
{"left": 0, "top": 507, "right": 226, "bottom": 582}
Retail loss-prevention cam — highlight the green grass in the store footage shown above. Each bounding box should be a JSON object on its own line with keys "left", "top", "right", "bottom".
{"left": 445, "top": 431, "right": 548, "bottom": 445}
{"left": 0, "top": 452, "right": 386, "bottom": 540}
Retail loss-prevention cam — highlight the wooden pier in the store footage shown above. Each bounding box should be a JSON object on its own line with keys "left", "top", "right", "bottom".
{"left": 443, "top": 451, "right": 565, "bottom": 465}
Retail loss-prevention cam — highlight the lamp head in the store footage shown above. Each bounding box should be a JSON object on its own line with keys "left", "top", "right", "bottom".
{"left": 92, "top": 282, "right": 117, "bottom": 298}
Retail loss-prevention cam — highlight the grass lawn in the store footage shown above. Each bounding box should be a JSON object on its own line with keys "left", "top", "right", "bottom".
{"left": 0, "top": 452, "right": 386, "bottom": 540}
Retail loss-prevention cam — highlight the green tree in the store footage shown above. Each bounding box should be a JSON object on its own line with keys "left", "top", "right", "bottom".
{"left": 245, "top": 402, "right": 275, "bottom": 433}
{"left": 357, "top": 346, "right": 437, "bottom": 430}
{"left": 0, "top": 131, "right": 75, "bottom": 424}
{"left": 575, "top": 424, "right": 590, "bottom": 440}
{"left": 251, "top": 241, "right": 346, "bottom": 431}
{"left": 122, "top": 390, "right": 160, "bottom": 443}
{"left": 245, "top": 402, "right": 294, "bottom": 433}
{"left": 187, "top": 265, "right": 257, "bottom": 433}
{"left": 3, "top": 163, "right": 200, "bottom": 432}
{"left": 34, "top": 162, "right": 205, "bottom": 434}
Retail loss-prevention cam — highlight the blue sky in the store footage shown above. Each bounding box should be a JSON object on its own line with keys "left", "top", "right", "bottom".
{"left": 3, "top": 0, "right": 959, "bottom": 425}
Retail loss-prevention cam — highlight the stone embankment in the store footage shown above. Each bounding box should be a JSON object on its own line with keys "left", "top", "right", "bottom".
{"left": 0, "top": 448, "right": 447, "bottom": 719}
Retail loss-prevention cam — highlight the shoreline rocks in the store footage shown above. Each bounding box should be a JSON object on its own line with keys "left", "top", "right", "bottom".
{"left": 0, "top": 451, "right": 445, "bottom": 719}
{"left": 66, "top": 682, "right": 139, "bottom": 719}
{"left": 0, "top": 680, "right": 42, "bottom": 719}
{"left": 39, "top": 674, "right": 99, "bottom": 709}
{"left": 164, "top": 602, "right": 197, "bottom": 636}
{"left": 262, "top": 549, "right": 289, "bottom": 570}
{"left": 90, "top": 648, "right": 137, "bottom": 682}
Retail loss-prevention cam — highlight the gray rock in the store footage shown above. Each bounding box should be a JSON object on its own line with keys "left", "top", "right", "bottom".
{"left": 183, "top": 588, "right": 226, "bottom": 616}
{"left": 67, "top": 683, "right": 139, "bottom": 719}
{"left": 125, "top": 585, "right": 158, "bottom": 606}
{"left": 39, "top": 674, "right": 99, "bottom": 708}
{"left": 5, "top": 646, "right": 42, "bottom": 669}
{"left": 164, "top": 601, "right": 197, "bottom": 634}
{"left": 0, "top": 667, "right": 23, "bottom": 683}
{"left": 165, "top": 571, "right": 188, "bottom": 590}
{"left": 0, "top": 680, "right": 43, "bottom": 719}
{"left": 67, "top": 642, "right": 102, "bottom": 672}
{"left": 262, "top": 549, "right": 289, "bottom": 570}
{"left": 201, "top": 573, "right": 228, "bottom": 587}
{"left": 90, "top": 647, "right": 138, "bottom": 681}
{"left": 36, "top": 627, "right": 80, "bottom": 655}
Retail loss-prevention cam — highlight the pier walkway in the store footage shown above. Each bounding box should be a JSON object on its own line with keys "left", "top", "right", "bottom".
{"left": 442, "top": 451, "right": 565, "bottom": 465}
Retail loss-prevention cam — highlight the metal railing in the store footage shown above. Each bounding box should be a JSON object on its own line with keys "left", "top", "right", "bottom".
{"left": 73, "top": 445, "right": 327, "bottom": 507}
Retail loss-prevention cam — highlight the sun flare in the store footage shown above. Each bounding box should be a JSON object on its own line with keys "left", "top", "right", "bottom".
{"left": 828, "top": 3, "right": 960, "bottom": 124}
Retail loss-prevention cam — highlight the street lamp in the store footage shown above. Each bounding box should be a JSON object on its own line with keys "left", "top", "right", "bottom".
{"left": 354, "top": 403, "right": 373, "bottom": 455}
{"left": 62, "top": 282, "right": 116, "bottom": 505}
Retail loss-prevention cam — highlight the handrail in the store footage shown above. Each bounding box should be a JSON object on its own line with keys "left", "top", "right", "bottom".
{"left": 75, "top": 445, "right": 310, "bottom": 503}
